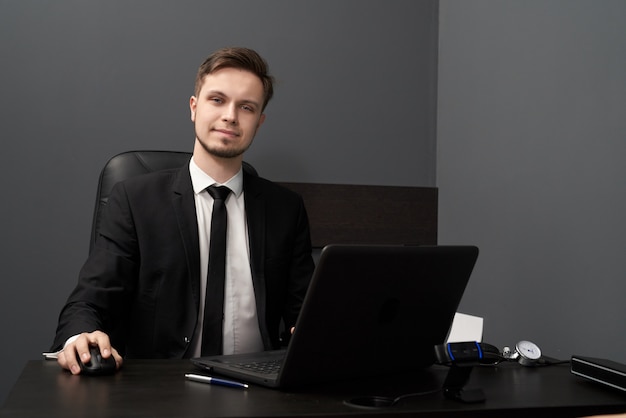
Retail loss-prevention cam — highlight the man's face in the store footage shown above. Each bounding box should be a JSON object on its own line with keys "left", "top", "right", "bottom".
{"left": 190, "top": 67, "right": 266, "bottom": 159}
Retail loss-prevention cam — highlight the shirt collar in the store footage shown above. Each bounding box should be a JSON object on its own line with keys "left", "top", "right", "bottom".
{"left": 189, "top": 157, "right": 243, "bottom": 197}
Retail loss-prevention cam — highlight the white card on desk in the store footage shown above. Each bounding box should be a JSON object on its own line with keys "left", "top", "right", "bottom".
{"left": 446, "top": 312, "right": 484, "bottom": 343}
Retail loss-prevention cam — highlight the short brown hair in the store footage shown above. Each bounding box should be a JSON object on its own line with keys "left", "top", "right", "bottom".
{"left": 194, "top": 47, "right": 274, "bottom": 110}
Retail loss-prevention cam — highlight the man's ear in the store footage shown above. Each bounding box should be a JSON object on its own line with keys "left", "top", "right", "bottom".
{"left": 189, "top": 96, "right": 197, "bottom": 122}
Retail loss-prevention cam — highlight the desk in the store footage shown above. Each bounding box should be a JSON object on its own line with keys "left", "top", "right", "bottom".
{"left": 1, "top": 360, "right": 624, "bottom": 417}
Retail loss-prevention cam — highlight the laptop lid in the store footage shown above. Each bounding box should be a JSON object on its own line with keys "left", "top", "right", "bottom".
{"left": 192, "top": 244, "right": 479, "bottom": 389}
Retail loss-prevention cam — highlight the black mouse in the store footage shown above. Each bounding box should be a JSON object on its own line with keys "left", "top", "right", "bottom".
{"left": 77, "top": 346, "right": 117, "bottom": 376}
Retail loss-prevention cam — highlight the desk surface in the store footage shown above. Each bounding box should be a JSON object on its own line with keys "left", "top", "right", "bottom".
{"left": 1, "top": 360, "right": 625, "bottom": 417}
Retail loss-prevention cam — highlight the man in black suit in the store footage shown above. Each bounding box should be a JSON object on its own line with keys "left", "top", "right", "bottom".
{"left": 51, "top": 47, "right": 315, "bottom": 374}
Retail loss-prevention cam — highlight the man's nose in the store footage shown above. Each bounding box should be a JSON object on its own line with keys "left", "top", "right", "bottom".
{"left": 222, "top": 105, "right": 238, "bottom": 124}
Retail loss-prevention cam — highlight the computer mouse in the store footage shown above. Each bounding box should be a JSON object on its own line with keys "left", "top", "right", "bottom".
{"left": 77, "top": 346, "right": 117, "bottom": 376}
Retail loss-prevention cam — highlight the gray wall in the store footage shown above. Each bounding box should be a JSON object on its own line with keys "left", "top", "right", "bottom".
{"left": 0, "top": 0, "right": 437, "bottom": 404}
{"left": 438, "top": 0, "right": 626, "bottom": 362}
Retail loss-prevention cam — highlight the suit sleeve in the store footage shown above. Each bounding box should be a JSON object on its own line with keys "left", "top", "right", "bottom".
{"left": 282, "top": 195, "right": 315, "bottom": 333}
{"left": 51, "top": 181, "right": 139, "bottom": 352}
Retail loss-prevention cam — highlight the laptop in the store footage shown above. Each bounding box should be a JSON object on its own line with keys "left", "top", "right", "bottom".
{"left": 191, "top": 244, "right": 479, "bottom": 389}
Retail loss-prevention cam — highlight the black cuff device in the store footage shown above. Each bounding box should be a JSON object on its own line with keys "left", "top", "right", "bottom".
{"left": 434, "top": 341, "right": 502, "bottom": 366}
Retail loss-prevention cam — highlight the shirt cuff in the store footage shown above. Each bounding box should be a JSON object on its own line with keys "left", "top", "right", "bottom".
{"left": 42, "top": 335, "right": 79, "bottom": 359}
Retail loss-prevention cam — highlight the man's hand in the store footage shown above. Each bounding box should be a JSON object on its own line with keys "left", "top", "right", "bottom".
{"left": 57, "top": 331, "right": 123, "bottom": 375}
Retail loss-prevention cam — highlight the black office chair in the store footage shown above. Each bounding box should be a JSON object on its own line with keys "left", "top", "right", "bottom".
{"left": 89, "top": 150, "right": 257, "bottom": 252}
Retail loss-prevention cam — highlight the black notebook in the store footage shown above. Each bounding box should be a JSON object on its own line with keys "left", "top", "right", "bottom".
{"left": 192, "top": 244, "right": 479, "bottom": 388}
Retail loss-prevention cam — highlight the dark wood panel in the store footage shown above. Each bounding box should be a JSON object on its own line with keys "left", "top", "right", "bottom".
{"left": 279, "top": 183, "right": 438, "bottom": 248}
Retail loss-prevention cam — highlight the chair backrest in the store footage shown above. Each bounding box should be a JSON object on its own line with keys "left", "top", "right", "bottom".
{"left": 89, "top": 150, "right": 257, "bottom": 252}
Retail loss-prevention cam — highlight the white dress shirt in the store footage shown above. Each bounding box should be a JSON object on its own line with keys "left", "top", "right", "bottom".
{"left": 189, "top": 158, "right": 263, "bottom": 357}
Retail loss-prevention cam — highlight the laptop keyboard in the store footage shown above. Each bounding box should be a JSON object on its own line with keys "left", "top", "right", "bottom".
{"left": 230, "top": 359, "right": 282, "bottom": 375}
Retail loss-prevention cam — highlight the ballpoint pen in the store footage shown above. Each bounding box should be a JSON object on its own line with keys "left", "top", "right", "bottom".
{"left": 185, "top": 373, "right": 249, "bottom": 389}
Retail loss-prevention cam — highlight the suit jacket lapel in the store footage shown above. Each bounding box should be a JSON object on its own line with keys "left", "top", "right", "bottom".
{"left": 171, "top": 166, "right": 201, "bottom": 312}
{"left": 243, "top": 173, "right": 272, "bottom": 349}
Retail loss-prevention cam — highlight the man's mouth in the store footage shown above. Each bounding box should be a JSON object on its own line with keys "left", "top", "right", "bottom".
{"left": 213, "top": 128, "right": 240, "bottom": 137}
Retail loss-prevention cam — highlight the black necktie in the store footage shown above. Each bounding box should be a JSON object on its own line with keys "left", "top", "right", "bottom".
{"left": 201, "top": 185, "right": 231, "bottom": 356}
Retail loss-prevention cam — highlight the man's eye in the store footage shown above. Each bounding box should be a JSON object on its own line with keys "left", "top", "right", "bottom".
{"left": 241, "top": 105, "right": 254, "bottom": 112}
{"left": 210, "top": 97, "right": 223, "bottom": 104}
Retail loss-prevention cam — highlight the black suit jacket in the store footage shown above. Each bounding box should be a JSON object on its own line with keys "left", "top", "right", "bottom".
{"left": 52, "top": 165, "right": 314, "bottom": 358}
